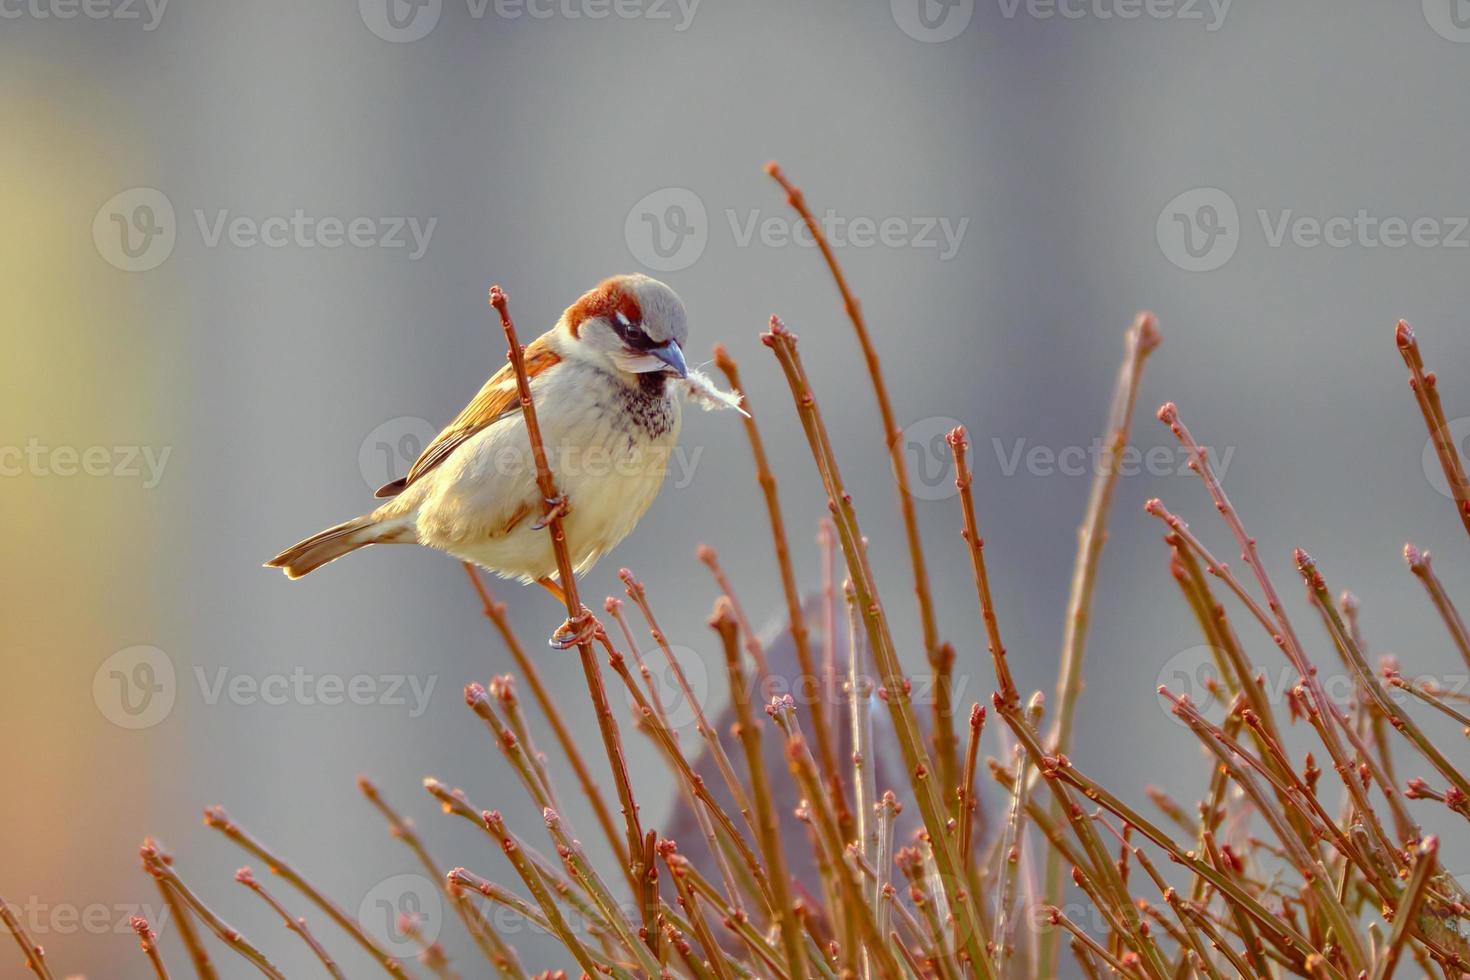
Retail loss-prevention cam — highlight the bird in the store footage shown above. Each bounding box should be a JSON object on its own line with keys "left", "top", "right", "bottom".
{"left": 267, "top": 274, "right": 741, "bottom": 644}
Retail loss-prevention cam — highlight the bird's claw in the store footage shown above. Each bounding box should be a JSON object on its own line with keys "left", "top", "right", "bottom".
{"left": 531, "top": 495, "right": 570, "bottom": 531}
{"left": 549, "top": 605, "right": 597, "bottom": 649}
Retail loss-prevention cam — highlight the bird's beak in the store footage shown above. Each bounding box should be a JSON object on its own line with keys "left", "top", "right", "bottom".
{"left": 650, "top": 340, "right": 688, "bottom": 378}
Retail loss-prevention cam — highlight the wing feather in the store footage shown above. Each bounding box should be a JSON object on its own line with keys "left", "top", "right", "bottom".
{"left": 374, "top": 336, "right": 561, "bottom": 498}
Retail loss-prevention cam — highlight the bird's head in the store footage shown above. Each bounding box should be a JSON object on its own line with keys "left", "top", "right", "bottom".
{"left": 559, "top": 274, "right": 689, "bottom": 382}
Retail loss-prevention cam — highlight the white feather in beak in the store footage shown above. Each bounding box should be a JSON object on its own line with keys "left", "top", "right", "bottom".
{"left": 680, "top": 368, "right": 750, "bottom": 417}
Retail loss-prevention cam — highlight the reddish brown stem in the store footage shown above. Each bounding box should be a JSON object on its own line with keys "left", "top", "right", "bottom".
{"left": 1, "top": 897, "right": 54, "bottom": 980}
{"left": 764, "top": 161, "right": 954, "bottom": 793}
{"left": 712, "top": 600, "right": 806, "bottom": 979}
{"left": 234, "top": 868, "right": 345, "bottom": 980}
{"left": 762, "top": 316, "right": 993, "bottom": 979}
{"left": 947, "top": 427, "right": 1019, "bottom": 711}
{"left": 488, "top": 285, "right": 648, "bottom": 908}
{"left": 1396, "top": 320, "right": 1470, "bottom": 537}
{"left": 140, "top": 840, "right": 287, "bottom": 980}
{"left": 712, "top": 345, "right": 838, "bottom": 786}
{"left": 358, "top": 775, "right": 525, "bottom": 978}
{"left": 1404, "top": 544, "right": 1470, "bottom": 672}
{"left": 131, "top": 915, "right": 171, "bottom": 980}
{"left": 201, "top": 806, "right": 405, "bottom": 976}
{"left": 462, "top": 564, "right": 628, "bottom": 875}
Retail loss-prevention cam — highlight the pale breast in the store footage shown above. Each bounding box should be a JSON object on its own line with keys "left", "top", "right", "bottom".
{"left": 413, "top": 362, "right": 682, "bottom": 581}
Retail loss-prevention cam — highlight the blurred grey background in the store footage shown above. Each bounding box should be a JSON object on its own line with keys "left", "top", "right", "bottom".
{"left": 5, "top": 0, "right": 1470, "bottom": 975}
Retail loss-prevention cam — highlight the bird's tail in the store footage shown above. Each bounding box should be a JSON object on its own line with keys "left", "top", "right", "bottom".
{"left": 266, "top": 514, "right": 416, "bottom": 579}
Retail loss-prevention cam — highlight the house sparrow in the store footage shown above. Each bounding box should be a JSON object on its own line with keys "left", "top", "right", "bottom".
{"left": 267, "top": 274, "right": 742, "bottom": 627}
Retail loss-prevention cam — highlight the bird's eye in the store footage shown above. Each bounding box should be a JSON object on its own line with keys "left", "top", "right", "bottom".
{"left": 615, "top": 314, "right": 651, "bottom": 348}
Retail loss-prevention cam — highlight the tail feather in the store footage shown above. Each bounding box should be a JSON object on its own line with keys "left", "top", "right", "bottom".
{"left": 266, "top": 515, "right": 414, "bottom": 579}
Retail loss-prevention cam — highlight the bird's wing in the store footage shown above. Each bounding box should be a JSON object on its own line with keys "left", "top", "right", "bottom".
{"left": 374, "top": 335, "right": 562, "bottom": 498}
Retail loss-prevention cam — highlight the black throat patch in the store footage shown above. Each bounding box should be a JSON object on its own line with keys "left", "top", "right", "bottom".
{"left": 615, "top": 372, "right": 677, "bottom": 440}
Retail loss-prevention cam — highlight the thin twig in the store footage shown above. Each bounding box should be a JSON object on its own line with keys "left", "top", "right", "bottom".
{"left": 1371, "top": 836, "right": 1438, "bottom": 980}
{"left": 131, "top": 915, "right": 172, "bottom": 980}
{"left": 358, "top": 776, "right": 526, "bottom": 978}
{"left": 1038, "top": 310, "right": 1160, "bottom": 977}
{"left": 462, "top": 564, "right": 628, "bottom": 875}
{"left": 1405, "top": 544, "right": 1470, "bottom": 671}
{"left": 1396, "top": 320, "right": 1470, "bottom": 537}
{"left": 488, "top": 285, "right": 650, "bottom": 935}
{"left": 147, "top": 844, "right": 218, "bottom": 980}
{"left": 202, "top": 806, "right": 406, "bottom": 976}
{"left": 762, "top": 316, "right": 993, "bottom": 978}
{"left": 764, "top": 162, "right": 953, "bottom": 793}
{"left": 713, "top": 345, "right": 839, "bottom": 791}
{"left": 139, "top": 840, "right": 287, "bottom": 980}
{"left": 235, "top": 867, "right": 346, "bottom": 980}
{"left": 1, "top": 896, "right": 55, "bottom": 980}
{"left": 712, "top": 600, "right": 806, "bottom": 979}
{"left": 947, "top": 427, "right": 1019, "bottom": 711}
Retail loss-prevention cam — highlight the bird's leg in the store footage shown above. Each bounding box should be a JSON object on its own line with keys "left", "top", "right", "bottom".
{"left": 531, "top": 494, "right": 569, "bottom": 531}
{"left": 536, "top": 576, "right": 567, "bottom": 604}
{"left": 538, "top": 575, "right": 597, "bottom": 649}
